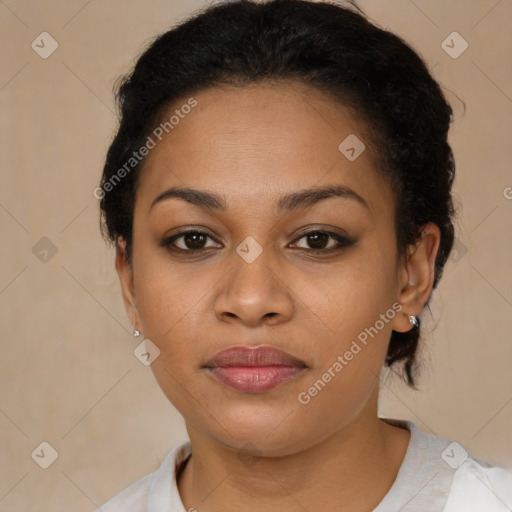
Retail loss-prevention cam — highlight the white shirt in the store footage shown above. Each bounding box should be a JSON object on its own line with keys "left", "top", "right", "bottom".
{"left": 97, "top": 420, "right": 512, "bottom": 511}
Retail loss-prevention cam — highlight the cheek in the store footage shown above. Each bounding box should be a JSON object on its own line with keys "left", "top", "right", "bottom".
{"left": 134, "top": 263, "right": 206, "bottom": 349}
{"left": 307, "top": 252, "right": 397, "bottom": 346}
{"left": 131, "top": 246, "right": 226, "bottom": 394}
{"left": 295, "top": 251, "right": 398, "bottom": 405}
{"left": 131, "top": 225, "right": 208, "bottom": 338}
{"left": 133, "top": 263, "right": 210, "bottom": 413}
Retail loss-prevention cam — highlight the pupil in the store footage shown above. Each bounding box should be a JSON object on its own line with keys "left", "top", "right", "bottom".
{"left": 308, "top": 232, "right": 327, "bottom": 249}
{"left": 186, "top": 233, "right": 206, "bottom": 249}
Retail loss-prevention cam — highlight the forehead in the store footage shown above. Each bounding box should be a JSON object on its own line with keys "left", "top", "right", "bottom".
{"left": 137, "top": 82, "right": 393, "bottom": 217}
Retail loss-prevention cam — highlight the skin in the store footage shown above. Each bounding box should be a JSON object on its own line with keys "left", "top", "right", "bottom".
{"left": 116, "top": 81, "right": 440, "bottom": 511}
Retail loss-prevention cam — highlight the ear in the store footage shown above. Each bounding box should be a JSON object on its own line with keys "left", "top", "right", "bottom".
{"left": 392, "top": 222, "right": 441, "bottom": 333}
{"left": 115, "top": 237, "right": 141, "bottom": 333}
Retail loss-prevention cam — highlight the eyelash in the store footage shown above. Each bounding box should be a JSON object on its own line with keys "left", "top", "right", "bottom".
{"left": 160, "top": 228, "right": 356, "bottom": 255}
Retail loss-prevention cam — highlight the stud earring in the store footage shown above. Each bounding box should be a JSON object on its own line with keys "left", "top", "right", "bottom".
{"left": 408, "top": 315, "right": 418, "bottom": 328}
{"left": 133, "top": 329, "right": 141, "bottom": 338}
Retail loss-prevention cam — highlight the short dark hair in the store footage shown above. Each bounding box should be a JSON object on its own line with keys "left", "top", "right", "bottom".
{"left": 99, "top": 0, "right": 456, "bottom": 386}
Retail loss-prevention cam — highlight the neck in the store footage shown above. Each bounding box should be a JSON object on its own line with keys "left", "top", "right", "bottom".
{"left": 178, "top": 403, "right": 410, "bottom": 511}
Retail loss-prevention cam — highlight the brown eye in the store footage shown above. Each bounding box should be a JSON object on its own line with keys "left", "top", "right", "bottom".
{"left": 161, "top": 230, "right": 222, "bottom": 252}
{"left": 291, "top": 230, "right": 355, "bottom": 252}
{"left": 305, "top": 232, "right": 329, "bottom": 249}
{"left": 181, "top": 232, "right": 208, "bottom": 250}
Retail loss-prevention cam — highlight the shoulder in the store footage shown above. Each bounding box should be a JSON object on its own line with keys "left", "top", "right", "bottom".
{"left": 97, "top": 472, "right": 154, "bottom": 512}
{"left": 444, "top": 457, "right": 512, "bottom": 511}
{"left": 379, "top": 418, "right": 512, "bottom": 511}
{"left": 95, "top": 441, "right": 192, "bottom": 512}
{"left": 404, "top": 419, "right": 512, "bottom": 511}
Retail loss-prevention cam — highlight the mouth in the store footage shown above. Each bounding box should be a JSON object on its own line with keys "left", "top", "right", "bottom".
{"left": 203, "top": 345, "right": 307, "bottom": 393}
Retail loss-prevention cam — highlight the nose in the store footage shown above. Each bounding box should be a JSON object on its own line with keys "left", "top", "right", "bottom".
{"left": 213, "top": 245, "right": 295, "bottom": 328}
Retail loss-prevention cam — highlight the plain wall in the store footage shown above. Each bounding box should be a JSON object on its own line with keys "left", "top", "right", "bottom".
{"left": 0, "top": 0, "right": 511, "bottom": 510}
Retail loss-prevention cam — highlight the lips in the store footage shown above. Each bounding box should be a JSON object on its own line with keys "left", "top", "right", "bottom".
{"left": 203, "top": 346, "right": 307, "bottom": 393}
{"left": 204, "top": 346, "right": 306, "bottom": 368}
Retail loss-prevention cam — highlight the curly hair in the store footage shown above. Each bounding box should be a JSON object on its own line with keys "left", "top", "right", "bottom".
{"left": 99, "top": 0, "right": 456, "bottom": 386}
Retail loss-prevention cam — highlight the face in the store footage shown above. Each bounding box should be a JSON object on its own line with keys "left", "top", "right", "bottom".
{"left": 117, "top": 82, "right": 435, "bottom": 456}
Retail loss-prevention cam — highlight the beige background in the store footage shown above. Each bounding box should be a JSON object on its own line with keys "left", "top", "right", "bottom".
{"left": 0, "top": 0, "right": 511, "bottom": 510}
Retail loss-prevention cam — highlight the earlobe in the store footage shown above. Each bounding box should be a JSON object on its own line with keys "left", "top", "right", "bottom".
{"left": 115, "top": 237, "right": 141, "bottom": 333}
{"left": 392, "top": 223, "right": 441, "bottom": 333}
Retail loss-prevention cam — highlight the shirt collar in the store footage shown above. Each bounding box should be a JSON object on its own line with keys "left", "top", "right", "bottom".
{"left": 147, "top": 440, "right": 192, "bottom": 512}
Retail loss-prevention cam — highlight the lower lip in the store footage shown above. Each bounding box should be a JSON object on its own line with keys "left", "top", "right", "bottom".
{"left": 206, "top": 366, "right": 305, "bottom": 393}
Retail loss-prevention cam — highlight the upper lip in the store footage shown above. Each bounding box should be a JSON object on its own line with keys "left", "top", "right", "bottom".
{"left": 203, "top": 345, "right": 307, "bottom": 368}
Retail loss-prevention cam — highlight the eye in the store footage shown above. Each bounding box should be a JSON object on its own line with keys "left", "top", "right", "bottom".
{"left": 160, "top": 229, "right": 222, "bottom": 252}
{"left": 291, "top": 230, "right": 355, "bottom": 252}
{"left": 160, "top": 228, "right": 355, "bottom": 255}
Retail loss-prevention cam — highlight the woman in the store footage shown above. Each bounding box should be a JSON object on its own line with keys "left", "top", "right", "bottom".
{"left": 96, "top": 0, "right": 512, "bottom": 510}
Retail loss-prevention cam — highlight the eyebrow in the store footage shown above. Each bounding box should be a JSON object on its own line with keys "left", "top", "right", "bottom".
{"left": 149, "top": 184, "right": 369, "bottom": 212}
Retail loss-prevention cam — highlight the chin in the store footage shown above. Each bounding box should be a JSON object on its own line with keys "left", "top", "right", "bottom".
{"left": 202, "top": 401, "right": 315, "bottom": 454}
